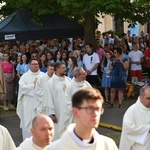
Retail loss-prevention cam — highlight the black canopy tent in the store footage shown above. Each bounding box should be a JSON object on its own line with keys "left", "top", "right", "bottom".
{"left": 0, "top": 9, "right": 84, "bottom": 41}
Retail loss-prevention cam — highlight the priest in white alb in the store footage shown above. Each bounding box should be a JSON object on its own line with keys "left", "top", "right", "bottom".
{"left": 58, "top": 67, "right": 91, "bottom": 137}
{"left": 46, "top": 88, "right": 118, "bottom": 150}
{"left": 17, "top": 59, "right": 45, "bottom": 140}
{"left": 34, "top": 63, "right": 54, "bottom": 115}
{"left": 0, "top": 125, "right": 16, "bottom": 150}
{"left": 15, "top": 114, "right": 54, "bottom": 150}
{"left": 42, "top": 62, "right": 71, "bottom": 140}
{"left": 119, "top": 86, "right": 150, "bottom": 150}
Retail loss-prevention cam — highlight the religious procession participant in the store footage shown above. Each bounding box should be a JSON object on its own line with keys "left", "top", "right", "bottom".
{"left": 0, "top": 125, "right": 16, "bottom": 150}
{"left": 119, "top": 86, "right": 150, "bottom": 150}
{"left": 58, "top": 67, "right": 91, "bottom": 137}
{"left": 46, "top": 87, "right": 118, "bottom": 150}
{"left": 42, "top": 62, "right": 71, "bottom": 140}
{"left": 34, "top": 63, "right": 54, "bottom": 115}
{"left": 17, "top": 59, "right": 45, "bottom": 140}
{"left": 16, "top": 114, "right": 54, "bottom": 150}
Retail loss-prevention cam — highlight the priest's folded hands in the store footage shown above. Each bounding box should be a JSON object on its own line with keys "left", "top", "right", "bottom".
{"left": 50, "top": 114, "right": 57, "bottom": 123}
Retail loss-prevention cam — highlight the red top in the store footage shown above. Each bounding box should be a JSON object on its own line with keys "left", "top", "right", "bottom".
{"left": 144, "top": 48, "right": 150, "bottom": 68}
{"left": 1, "top": 61, "right": 14, "bottom": 73}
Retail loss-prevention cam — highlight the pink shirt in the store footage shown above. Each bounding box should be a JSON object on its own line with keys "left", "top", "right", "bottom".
{"left": 1, "top": 61, "right": 14, "bottom": 73}
{"left": 96, "top": 48, "right": 106, "bottom": 62}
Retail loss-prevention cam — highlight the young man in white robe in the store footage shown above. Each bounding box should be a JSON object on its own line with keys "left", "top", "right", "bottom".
{"left": 34, "top": 63, "right": 54, "bottom": 115}
{"left": 58, "top": 67, "right": 92, "bottom": 137}
{"left": 46, "top": 87, "right": 119, "bottom": 150}
{"left": 119, "top": 86, "right": 150, "bottom": 150}
{"left": 0, "top": 125, "right": 16, "bottom": 150}
{"left": 16, "top": 114, "right": 54, "bottom": 150}
{"left": 17, "top": 59, "right": 45, "bottom": 140}
{"left": 42, "top": 62, "right": 71, "bottom": 140}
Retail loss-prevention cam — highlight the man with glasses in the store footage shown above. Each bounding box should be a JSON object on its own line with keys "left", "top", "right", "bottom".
{"left": 58, "top": 67, "right": 91, "bottom": 137}
{"left": 46, "top": 87, "right": 118, "bottom": 150}
{"left": 17, "top": 59, "right": 45, "bottom": 140}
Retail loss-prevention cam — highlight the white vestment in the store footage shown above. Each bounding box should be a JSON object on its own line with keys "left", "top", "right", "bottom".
{"left": 15, "top": 136, "right": 45, "bottom": 150}
{"left": 34, "top": 73, "right": 52, "bottom": 115}
{"left": 0, "top": 125, "right": 16, "bottom": 150}
{"left": 42, "top": 74, "right": 71, "bottom": 140}
{"left": 46, "top": 124, "right": 118, "bottom": 150}
{"left": 119, "top": 97, "right": 150, "bottom": 150}
{"left": 17, "top": 69, "right": 45, "bottom": 140}
{"left": 58, "top": 78, "right": 92, "bottom": 137}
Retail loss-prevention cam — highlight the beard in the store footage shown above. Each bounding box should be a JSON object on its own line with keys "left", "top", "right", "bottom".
{"left": 60, "top": 71, "right": 66, "bottom": 76}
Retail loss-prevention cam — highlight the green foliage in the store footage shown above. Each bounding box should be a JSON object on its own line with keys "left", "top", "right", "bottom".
{"left": 0, "top": 0, "right": 150, "bottom": 45}
{"left": 0, "top": 0, "right": 150, "bottom": 24}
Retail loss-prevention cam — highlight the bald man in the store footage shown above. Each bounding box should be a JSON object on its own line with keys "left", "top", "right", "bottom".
{"left": 16, "top": 114, "right": 54, "bottom": 150}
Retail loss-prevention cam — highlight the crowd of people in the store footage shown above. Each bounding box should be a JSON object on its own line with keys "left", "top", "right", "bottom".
{"left": 0, "top": 31, "right": 150, "bottom": 108}
{"left": 0, "top": 31, "right": 150, "bottom": 150}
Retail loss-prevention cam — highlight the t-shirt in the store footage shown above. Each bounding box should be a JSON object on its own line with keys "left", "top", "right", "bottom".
{"left": 128, "top": 50, "right": 144, "bottom": 70}
{"left": 16, "top": 63, "right": 29, "bottom": 75}
{"left": 144, "top": 48, "right": 150, "bottom": 68}
{"left": 83, "top": 52, "right": 100, "bottom": 75}
{"left": 1, "top": 61, "right": 14, "bottom": 73}
{"left": 96, "top": 48, "right": 106, "bottom": 62}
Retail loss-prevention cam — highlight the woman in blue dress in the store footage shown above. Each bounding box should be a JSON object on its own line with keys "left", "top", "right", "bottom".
{"left": 67, "top": 56, "right": 78, "bottom": 78}
{"left": 109, "top": 47, "right": 129, "bottom": 108}
{"left": 101, "top": 52, "right": 112, "bottom": 104}
{"left": 72, "top": 50, "right": 83, "bottom": 67}
{"left": 16, "top": 54, "right": 29, "bottom": 100}
{"left": 39, "top": 52, "right": 47, "bottom": 73}
{"left": 16, "top": 54, "right": 29, "bottom": 78}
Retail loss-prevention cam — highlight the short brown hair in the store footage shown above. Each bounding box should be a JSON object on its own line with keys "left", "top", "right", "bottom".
{"left": 72, "top": 87, "right": 104, "bottom": 107}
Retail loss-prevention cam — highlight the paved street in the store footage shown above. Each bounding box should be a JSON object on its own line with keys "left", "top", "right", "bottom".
{"left": 0, "top": 101, "right": 131, "bottom": 147}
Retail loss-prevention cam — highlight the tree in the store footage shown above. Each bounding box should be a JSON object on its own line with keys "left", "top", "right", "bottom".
{"left": 0, "top": 0, "right": 149, "bottom": 48}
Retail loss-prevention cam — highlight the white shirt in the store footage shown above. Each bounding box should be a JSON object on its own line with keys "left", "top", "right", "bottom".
{"left": 83, "top": 52, "right": 100, "bottom": 75}
{"left": 128, "top": 50, "right": 144, "bottom": 70}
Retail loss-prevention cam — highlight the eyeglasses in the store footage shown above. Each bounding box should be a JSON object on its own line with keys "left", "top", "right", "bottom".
{"left": 30, "top": 63, "right": 39, "bottom": 65}
{"left": 76, "top": 106, "right": 104, "bottom": 114}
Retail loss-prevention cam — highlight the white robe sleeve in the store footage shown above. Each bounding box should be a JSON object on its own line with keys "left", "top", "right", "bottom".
{"left": 0, "top": 125, "right": 16, "bottom": 150}
{"left": 33, "top": 77, "right": 45, "bottom": 115}
{"left": 42, "top": 80, "right": 55, "bottom": 115}
{"left": 119, "top": 102, "right": 150, "bottom": 150}
{"left": 19, "top": 76, "right": 34, "bottom": 97}
{"left": 124, "top": 119, "right": 150, "bottom": 147}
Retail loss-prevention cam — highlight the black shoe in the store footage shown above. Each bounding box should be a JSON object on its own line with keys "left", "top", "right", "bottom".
{"left": 105, "top": 102, "right": 109, "bottom": 105}
{"left": 108, "top": 103, "right": 113, "bottom": 108}
{"left": 119, "top": 104, "right": 122, "bottom": 108}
